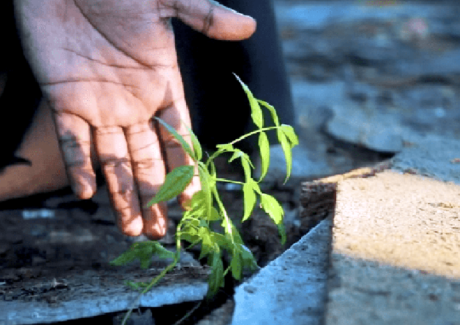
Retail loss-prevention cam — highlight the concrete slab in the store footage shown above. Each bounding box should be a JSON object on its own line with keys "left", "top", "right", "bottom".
{"left": 0, "top": 252, "right": 208, "bottom": 325}
{"left": 325, "top": 169, "right": 460, "bottom": 324}
{"left": 231, "top": 216, "right": 332, "bottom": 325}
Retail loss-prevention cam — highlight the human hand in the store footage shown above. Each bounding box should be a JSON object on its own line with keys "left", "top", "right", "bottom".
{"left": 13, "top": 0, "right": 256, "bottom": 239}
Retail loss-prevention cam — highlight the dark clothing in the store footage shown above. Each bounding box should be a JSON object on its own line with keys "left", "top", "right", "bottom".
{"left": 0, "top": 0, "right": 294, "bottom": 170}
{"left": 173, "top": 0, "right": 294, "bottom": 148}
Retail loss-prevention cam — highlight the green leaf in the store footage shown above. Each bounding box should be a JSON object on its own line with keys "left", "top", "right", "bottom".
{"left": 208, "top": 206, "right": 221, "bottom": 221}
{"left": 207, "top": 252, "right": 224, "bottom": 299}
{"left": 229, "top": 149, "right": 254, "bottom": 182}
{"left": 181, "top": 231, "right": 200, "bottom": 246}
{"left": 151, "top": 242, "right": 175, "bottom": 260}
{"left": 146, "top": 165, "right": 194, "bottom": 207}
{"left": 215, "top": 143, "right": 234, "bottom": 152}
{"left": 230, "top": 224, "right": 244, "bottom": 245}
{"left": 228, "top": 149, "right": 254, "bottom": 168}
{"left": 210, "top": 232, "right": 232, "bottom": 251}
{"left": 260, "top": 193, "right": 284, "bottom": 225}
{"left": 208, "top": 161, "right": 217, "bottom": 179}
{"left": 280, "top": 124, "right": 299, "bottom": 148}
{"left": 258, "top": 132, "right": 270, "bottom": 181}
{"left": 186, "top": 190, "right": 207, "bottom": 215}
{"left": 198, "top": 163, "right": 213, "bottom": 219}
{"left": 234, "top": 74, "right": 264, "bottom": 129}
{"left": 199, "top": 228, "right": 214, "bottom": 260}
{"left": 182, "top": 121, "right": 202, "bottom": 161}
{"left": 110, "top": 241, "right": 175, "bottom": 270}
{"left": 242, "top": 181, "right": 257, "bottom": 222}
{"left": 230, "top": 249, "right": 242, "bottom": 280}
{"left": 228, "top": 150, "right": 243, "bottom": 163}
{"left": 277, "top": 223, "right": 287, "bottom": 246}
{"left": 110, "top": 242, "right": 153, "bottom": 269}
{"left": 110, "top": 249, "right": 139, "bottom": 267}
{"left": 155, "top": 117, "right": 195, "bottom": 160}
{"left": 258, "top": 99, "right": 280, "bottom": 126}
{"left": 125, "top": 281, "right": 148, "bottom": 291}
{"left": 239, "top": 244, "right": 259, "bottom": 272}
{"left": 277, "top": 129, "right": 293, "bottom": 184}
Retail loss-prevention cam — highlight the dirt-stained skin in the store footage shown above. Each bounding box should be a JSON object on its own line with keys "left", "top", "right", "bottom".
{"left": 12, "top": 0, "right": 256, "bottom": 239}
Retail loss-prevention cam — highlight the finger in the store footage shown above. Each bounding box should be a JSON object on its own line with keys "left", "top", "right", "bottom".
{"left": 53, "top": 112, "right": 96, "bottom": 200}
{"left": 172, "top": 0, "right": 256, "bottom": 41}
{"left": 94, "top": 126, "right": 144, "bottom": 237}
{"left": 156, "top": 98, "right": 201, "bottom": 208}
{"left": 125, "top": 123, "right": 168, "bottom": 240}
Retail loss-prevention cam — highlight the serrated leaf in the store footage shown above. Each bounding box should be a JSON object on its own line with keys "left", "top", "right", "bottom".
{"left": 277, "top": 129, "right": 293, "bottom": 184}
{"left": 182, "top": 121, "right": 202, "bottom": 161}
{"left": 146, "top": 165, "right": 194, "bottom": 207}
{"left": 155, "top": 117, "right": 195, "bottom": 160}
{"left": 207, "top": 252, "right": 224, "bottom": 299}
{"left": 260, "top": 193, "right": 284, "bottom": 225}
{"left": 242, "top": 181, "right": 257, "bottom": 222}
{"left": 258, "top": 132, "right": 270, "bottom": 181}
{"left": 280, "top": 124, "right": 299, "bottom": 147}
{"left": 234, "top": 74, "right": 264, "bottom": 129}
{"left": 258, "top": 99, "right": 280, "bottom": 126}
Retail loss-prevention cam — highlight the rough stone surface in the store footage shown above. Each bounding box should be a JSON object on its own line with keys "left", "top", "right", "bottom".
{"left": 231, "top": 216, "right": 332, "bottom": 325}
{"left": 391, "top": 136, "right": 460, "bottom": 185}
{"left": 0, "top": 250, "right": 207, "bottom": 325}
{"left": 325, "top": 169, "right": 460, "bottom": 324}
{"left": 275, "top": 0, "right": 460, "bottom": 153}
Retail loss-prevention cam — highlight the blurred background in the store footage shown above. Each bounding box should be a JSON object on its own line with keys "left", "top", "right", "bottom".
{"left": 267, "top": 0, "right": 460, "bottom": 182}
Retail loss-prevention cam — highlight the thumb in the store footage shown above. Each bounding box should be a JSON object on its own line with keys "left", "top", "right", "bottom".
{"left": 173, "top": 0, "right": 256, "bottom": 41}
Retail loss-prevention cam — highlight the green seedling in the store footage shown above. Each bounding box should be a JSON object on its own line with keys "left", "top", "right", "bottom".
{"left": 110, "top": 74, "right": 299, "bottom": 325}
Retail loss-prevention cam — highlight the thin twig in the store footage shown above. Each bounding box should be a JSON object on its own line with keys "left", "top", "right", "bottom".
{"left": 172, "top": 301, "right": 203, "bottom": 325}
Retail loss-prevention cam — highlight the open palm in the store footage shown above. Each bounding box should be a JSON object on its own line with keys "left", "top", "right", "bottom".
{"left": 14, "top": 0, "right": 256, "bottom": 239}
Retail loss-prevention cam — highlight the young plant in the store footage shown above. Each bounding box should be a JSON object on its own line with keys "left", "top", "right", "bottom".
{"left": 110, "top": 74, "right": 299, "bottom": 324}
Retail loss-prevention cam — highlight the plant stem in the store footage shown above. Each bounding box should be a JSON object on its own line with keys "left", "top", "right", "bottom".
{"left": 228, "top": 126, "right": 279, "bottom": 146}
{"left": 215, "top": 178, "right": 244, "bottom": 185}
{"left": 121, "top": 258, "right": 179, "bottom": 325}
{"left": 172, "top": 301, "right": 203, "bottom": 325}
{"left": 204, "top": 126, "right": 279, "bottom": 170}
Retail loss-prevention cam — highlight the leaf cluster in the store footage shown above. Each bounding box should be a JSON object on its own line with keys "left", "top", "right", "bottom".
{"left": 110, "top": 75, "right": 299, "bottom": 324}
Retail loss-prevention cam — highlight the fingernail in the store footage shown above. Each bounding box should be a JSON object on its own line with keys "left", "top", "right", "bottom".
{"left": 143, "top": 203, "right": 168, "bottom": 240}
